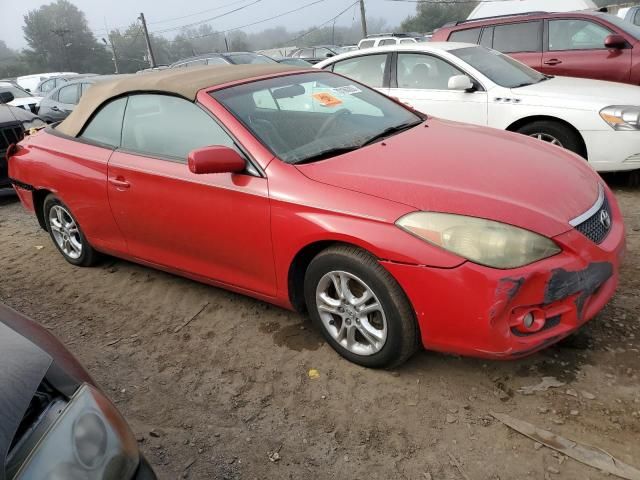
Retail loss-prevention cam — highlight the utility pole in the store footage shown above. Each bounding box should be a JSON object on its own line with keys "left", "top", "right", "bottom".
{"left": 51, "top": 28, "right": 72, "bottom": 70}
{"left": 138, "top": 12, "right": 156, "bottom": 68}
{"left": 359, "top": 0, "right": 368, "bottom": 38}
{"left": 102, "top": 36, "right": 119, "bottom": 74}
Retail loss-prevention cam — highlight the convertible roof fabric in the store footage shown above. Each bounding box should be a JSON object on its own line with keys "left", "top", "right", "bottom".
{"left": 56, "top": 64, "right": 301, "bottom": 137}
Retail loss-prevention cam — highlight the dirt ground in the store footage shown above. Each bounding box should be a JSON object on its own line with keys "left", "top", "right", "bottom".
{"left": 0, "top": 176, "right": 638, "bottom": 480}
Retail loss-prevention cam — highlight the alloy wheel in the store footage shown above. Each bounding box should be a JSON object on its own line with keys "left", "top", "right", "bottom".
{"left": 530, "top": 132, "right": 564, "bottom": 147}
{"left": 48, "top": 205, "right": 83, "bottom": 260}
{"left": 315, "top": 271, "right": 387, "bottom": 356}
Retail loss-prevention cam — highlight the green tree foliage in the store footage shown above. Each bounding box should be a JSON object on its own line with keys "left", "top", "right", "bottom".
{"left": 22, "top": 0, "right": 111, "bottom": 73}
{"left": 400, "top": 0, "right": 479, "bottom": 33}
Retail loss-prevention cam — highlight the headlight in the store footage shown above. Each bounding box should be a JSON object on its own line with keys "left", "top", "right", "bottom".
{"left": 15, "top": 384, "right": 139, "bottom": 480}
{"left": 600, "top": 105, "right": 640, "bottom": 131}
{"left": 396, "top": 212, "right": 561, "bottom": 269}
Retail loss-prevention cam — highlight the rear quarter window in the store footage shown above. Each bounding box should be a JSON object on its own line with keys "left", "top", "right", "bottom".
{"left": 449, "top": 27, "right": 482, "bottom": 44}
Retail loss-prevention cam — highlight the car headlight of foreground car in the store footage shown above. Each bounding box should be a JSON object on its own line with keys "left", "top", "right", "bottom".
{"left": 15, "top": 384, "right": 139, "bottom": 480}
{"left": 397, "top": 212, "right": 561, "bottom": 269}
{"left": 600, "top": 106, "right": 640, "bottom": 131}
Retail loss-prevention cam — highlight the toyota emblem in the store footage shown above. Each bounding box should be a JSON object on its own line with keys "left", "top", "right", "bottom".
{"left": 600, "top": 209, "right": 611, "bottom": 229}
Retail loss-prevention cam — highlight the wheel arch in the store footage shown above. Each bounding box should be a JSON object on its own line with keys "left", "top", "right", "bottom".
{"left": 33, "top": 188, "right": 53, "bottom": 231}
{"left": 288, "top": 240, "right": 378, "bottom": 313}
{"left": 505, "top": 115, "right": 588, "bottom": 159}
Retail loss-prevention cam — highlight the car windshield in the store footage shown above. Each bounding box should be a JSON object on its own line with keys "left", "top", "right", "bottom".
{"left": 212, "top": 71, "right": 422, "bottom": 165}
{"left": 227, "top": 53, "right": 277, "bottom": 65}
{"left": 595, "top": 12, "right": 640, "bottom": 39}
{"left": 450, "top": 46, "right": 547, "bottom": 88}
{"left": 0, "top": 85, "right": 32, "bottom": 99}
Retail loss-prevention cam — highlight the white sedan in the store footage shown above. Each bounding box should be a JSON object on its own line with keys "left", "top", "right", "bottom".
{"left": 316, "top": 43, "right": 640, "bottom": 172}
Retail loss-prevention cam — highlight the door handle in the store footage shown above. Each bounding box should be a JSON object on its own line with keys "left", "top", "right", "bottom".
{"left": 109, "top": 177, "right": 130, "bottom": 189}
{"left": 544, "top": 59, "right": 562, "bottom": 66}
{"left": 51, "top": 106, "right": 59, "bottom": 111}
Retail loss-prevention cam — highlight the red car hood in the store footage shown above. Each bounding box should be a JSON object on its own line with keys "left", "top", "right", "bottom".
{"left": 296, "top": 119, "right": 600, "bottom": 237}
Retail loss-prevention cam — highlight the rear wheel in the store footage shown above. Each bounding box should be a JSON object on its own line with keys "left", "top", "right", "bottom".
{"left": 43, "top": 194, "right": 99, "bottom": 267}
{"left": 304, "top": 245, "right": 418, "bottom": 368}
{"left": 516, "top": 120, "right": 585, "bottom": 158}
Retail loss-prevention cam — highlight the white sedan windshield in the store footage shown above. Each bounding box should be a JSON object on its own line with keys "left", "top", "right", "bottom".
{"left": 450, "top": 46, "right": 547, "bottom": 88}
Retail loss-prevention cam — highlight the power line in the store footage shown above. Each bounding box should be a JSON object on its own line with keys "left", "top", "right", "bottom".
{"left": 148, "top": 0, "right": 256, "bottom": 25}
{"left": 185, "top": 0, "right": 334, "bottom": 39}
{"left": 283, "top": 0, "right": 360, "bottom": 45}
{"left": 151, "top": 0, "right": 263, "bottom": 34}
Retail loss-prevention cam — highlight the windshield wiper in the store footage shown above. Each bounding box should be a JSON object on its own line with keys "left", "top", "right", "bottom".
{"left": 360, "top": 121, "right": 422, "bottom": 148}
{"left": 292, "top": 145, "right": 362, "bottom": 165}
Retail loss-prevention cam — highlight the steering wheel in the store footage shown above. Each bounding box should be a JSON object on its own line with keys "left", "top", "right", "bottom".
{"left": 317, "top": 109, "right": 352, "bottom": 139}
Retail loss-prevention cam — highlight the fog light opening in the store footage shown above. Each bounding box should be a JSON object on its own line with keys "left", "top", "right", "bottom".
{"left": 523, "top": 313, "right": 535, "bottom": 329}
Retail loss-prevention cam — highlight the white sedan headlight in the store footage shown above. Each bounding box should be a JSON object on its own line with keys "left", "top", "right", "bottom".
{"left": 396, "top": 212, "right": 561, "bottom": 269}
{"left": 600, "top": 105, "right": 640, "bottom": 131}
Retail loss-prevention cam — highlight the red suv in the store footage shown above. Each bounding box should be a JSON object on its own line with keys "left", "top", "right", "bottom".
{"left": 432, "top": 11, "right": 640, "bottom": 85}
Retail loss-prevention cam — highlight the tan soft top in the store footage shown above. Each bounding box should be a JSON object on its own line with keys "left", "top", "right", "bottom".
{"left": 56, "top": 64, "right": 301, "bottom": 137}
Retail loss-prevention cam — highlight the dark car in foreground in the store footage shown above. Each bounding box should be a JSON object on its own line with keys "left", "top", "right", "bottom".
{"left": 170, "top": 51, "right": 277, "bottom": 68}
{"left": 0, "top": 96, "right": 45, "bottom": 191}
{"left": 38, "top": 75, "right": 120, "bottom": 123}
{"left": 433, "top": 11, "right": 640, "bottom": 84}
{"left": 0, "top": 303, "right": 155, "bottom": 479}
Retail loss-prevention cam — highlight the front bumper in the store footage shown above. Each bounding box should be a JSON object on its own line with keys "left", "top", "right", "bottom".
{"left": 583, "top": 130, "right": 640, "bottom": 172}
{"left": 382, "top": 191, "right": 626, "bottom": 359}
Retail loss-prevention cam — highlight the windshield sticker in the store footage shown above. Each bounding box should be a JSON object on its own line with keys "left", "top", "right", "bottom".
{"left": 330, "top": 85, "right": 362, "bottom": 96}
{"left": 312, "top": 92, "right": 343, "bottom": 107}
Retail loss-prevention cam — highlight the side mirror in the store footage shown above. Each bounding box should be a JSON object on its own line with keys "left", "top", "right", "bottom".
{"left": 188, "top": 146, "right": 245, "bottom": 175}
{"left": 326, "top": 53, "right": 334, "bottom": 58}
{"left": 604, "top": 34, "right": 626, "bottom": 49}
{"left": 0, "top": 92, "right": 14, "bottom": 104}
{"left": 448, "top": 74, "right": 474, "bottom": 92}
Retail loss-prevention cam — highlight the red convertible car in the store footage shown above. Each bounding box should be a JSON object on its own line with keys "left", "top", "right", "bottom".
{"left": 8, "top": 65, "right": 625, "bottom": 367}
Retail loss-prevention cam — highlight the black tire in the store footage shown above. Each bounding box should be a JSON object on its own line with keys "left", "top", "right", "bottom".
{"left": 304, "top": 245, "right": 418, "bottom": 368}
{"left": 516, "top": 120, "right": 585, "bottom": 158}
{"left": 43, "top": 194, "right": 99, "bottom": 267}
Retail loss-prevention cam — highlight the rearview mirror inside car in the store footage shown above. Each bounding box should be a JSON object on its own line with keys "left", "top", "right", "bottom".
{"left": 188, "top": 146, "right": 246, "bottom": 175}
{"left": 448, "top": 75, "right": 474, "bottom": 92}
{"left": 604, "top": 34, "right": 626, "bottom": 49}
{"left": 272, "top": 84, "right": 305, "bottom": 99}
{"left": 0, "top": 92, "right": 15, "bottom": 104}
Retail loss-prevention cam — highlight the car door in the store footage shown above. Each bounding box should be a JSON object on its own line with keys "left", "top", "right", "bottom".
{"left": 107, "top": 94, "right": 276, "bottom": 296}
{"left": 391, "top": 52, "right": 488, "bottom": 125}
{"left": 50, "top": 84, "right": 79, "bottom": 121}
{"left": 542, "top": 18, "right": 632, "bottom": 83}
{"left": 491, "top": 21, "right": 543, "bottom": 71}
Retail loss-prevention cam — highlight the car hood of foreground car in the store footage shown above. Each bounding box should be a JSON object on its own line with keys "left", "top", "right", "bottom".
{"left": 512, "top": 75, "right": 640, "bottom": 108}
{"left": 296, "top": 118, "right": 600, "bottom": 238}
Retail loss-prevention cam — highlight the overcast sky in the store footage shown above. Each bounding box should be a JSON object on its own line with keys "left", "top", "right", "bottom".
{"left": 1, "top": 0, "right": 418, "bottom": 49}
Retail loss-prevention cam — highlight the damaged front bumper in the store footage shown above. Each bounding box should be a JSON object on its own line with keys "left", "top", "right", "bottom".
{"left": 381, "top": 194, "right": 626, "bottom": 360}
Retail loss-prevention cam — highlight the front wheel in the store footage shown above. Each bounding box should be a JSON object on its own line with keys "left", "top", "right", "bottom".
{"left": 516, "top": 120, "right": 585, "bottom": 158}
{"left": 304, "top": 245, "right": 418, "bottom": 368}
{"left": 43, "top": 194, "right": 99, "bottom": 267}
